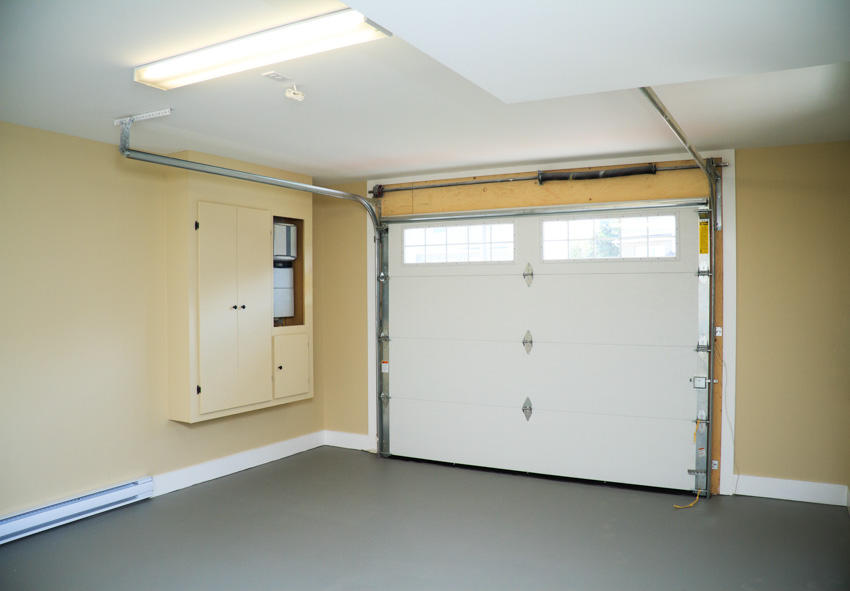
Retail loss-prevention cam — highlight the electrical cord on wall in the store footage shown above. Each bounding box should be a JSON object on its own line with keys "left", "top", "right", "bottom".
{"left": 716, "top": 334, "right": 740, "bottom": 495}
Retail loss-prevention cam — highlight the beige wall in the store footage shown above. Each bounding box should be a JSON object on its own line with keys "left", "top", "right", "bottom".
{"left": 736, "top": 141, "right": 850, "bottom": 488}
{"left": 0, "top": 122, "right": 323, "bottom": 515}
{"left": 3, "top": 118, "right": 847, "bottom": 517}
{"left": 313, "top": 183, "right": 370, "bottom": 435}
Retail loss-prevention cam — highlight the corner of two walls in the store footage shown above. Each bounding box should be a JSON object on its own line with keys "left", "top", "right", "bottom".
{"left": 313, "top": 182, "right": 371, "bottom": 438}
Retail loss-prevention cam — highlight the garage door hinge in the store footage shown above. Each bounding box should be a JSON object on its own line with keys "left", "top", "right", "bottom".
{"left": 697, "top": 269, "right": 711, "bottom": 277}
{"left": 687, "top": 469, "right": 706, "bottom": 475}
{"left": 522, "top": 330, "right": 533, "bottom": 354}
{"left": 695, "top": 344, "right": 711, "bottom": 353}
{"left": 522, "top": 397, "right": 533, "bottom": 421}
{"left": 523, "top": 263, "right": 534, "bottom": 287}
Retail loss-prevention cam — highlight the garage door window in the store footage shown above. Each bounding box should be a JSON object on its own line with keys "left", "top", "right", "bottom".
{"left": 542, "top": 215, "right": 677, "bottom": 261}
{"left": 404, "top": 223, "right": 515, "bottom": 264}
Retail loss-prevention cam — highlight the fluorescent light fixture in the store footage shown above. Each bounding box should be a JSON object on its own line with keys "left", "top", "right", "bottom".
{"left": 134, "top": 9, "right": 390, "bottom": 90}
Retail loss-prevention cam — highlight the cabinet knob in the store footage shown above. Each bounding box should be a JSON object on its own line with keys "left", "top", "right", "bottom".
{"left": 241, "top": 305, "right": 246, "bottom": 309}
{"left": 278, "top": 365, "right": 283, "bottom": 370}
{"left": 232, "top": 305, "right": 237, "bottom": 309}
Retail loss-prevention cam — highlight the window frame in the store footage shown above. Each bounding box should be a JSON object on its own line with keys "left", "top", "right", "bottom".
{"left": 539, "top": 211, "right": 680, "bottom": 264}
{"left": 401, "top": 221, "right": 517, "bottom": 266}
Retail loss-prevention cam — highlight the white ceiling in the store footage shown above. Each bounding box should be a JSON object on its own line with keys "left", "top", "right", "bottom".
{"left": 1, "top": 0, "right": 849, "bottom": 186}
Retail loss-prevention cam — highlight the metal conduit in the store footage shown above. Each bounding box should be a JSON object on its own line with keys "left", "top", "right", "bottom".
{"left": 119, "top": 135, "right": 387, "bottom": 454}
{"left": 123, "top": 149, "right": 380, "bottom": 231}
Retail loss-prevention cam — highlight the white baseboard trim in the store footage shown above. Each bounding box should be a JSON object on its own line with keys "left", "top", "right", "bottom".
{"left": 324, "top": 430, "right": 376, "bottom": 452}
{"left": 152, "top": 430, "right": 373, "bottom": 497}
{"left": 735, "top": 475, "right": 849, "bottom": 507}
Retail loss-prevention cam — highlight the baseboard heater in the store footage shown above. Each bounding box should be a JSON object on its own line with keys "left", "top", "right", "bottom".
{"left": 0, "top": 477, "right": 153, "bottom": 545}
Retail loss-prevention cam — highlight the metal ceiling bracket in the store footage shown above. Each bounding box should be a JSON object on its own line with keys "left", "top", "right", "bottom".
{"left": 523, "top": 263, "right": 534, "bottom": 287}
{"left": 522, "top": 330, "right": 533, "bottom": 354}
{"left": 522, "top": 397, "right": 533, "bottom": 421}
{"left": 114, "top": 108, "right": 172, "bottom": 153}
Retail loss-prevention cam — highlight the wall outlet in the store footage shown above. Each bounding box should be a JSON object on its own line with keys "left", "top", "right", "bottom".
{"left": 711, "top": 460, "right": 719, "bottom": 470}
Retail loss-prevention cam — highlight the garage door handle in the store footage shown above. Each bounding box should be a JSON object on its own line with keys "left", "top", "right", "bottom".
{"left": 523, "top": 263, "right": 534, "bottom": 287}
{"left": 522, "top": 330, "right": 533, "bottom": 354}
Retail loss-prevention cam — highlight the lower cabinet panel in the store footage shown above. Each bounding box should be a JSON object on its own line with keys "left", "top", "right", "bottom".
{"left": 274, "top": 333, "right": 310, "bottom": 399}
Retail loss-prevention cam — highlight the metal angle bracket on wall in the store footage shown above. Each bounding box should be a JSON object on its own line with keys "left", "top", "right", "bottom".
{"left": 114, "top": 108, "right": 172, "bottom": 152}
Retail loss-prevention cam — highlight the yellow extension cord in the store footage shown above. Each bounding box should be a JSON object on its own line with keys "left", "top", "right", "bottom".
{"left": 675, "top": 420, "right": 707, "bottom": 509}
{"left": 674, "top": 490, "right": 703, "bottom": 509}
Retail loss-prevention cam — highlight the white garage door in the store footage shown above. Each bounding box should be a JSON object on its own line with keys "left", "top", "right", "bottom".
{"left": 386, "top": 206, "right": 710, "bottom": 491}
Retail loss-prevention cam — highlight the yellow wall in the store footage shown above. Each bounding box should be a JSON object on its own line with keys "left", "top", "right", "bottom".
{"left": 736, "top": 141, "right": 850, "bottom": 488}
{"left": 313, "top": 183, "right": 370, "bottom": 435}
{"left": 0, "top": 121, "right": 323, "bottom": 515}
{"left": 3, "top": 118, "right": 847, "bottom": 517}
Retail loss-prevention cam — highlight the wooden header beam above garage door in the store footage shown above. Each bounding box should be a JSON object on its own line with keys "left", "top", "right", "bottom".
{"left": 376, "top": 160, "right": 710, "bottom": 218}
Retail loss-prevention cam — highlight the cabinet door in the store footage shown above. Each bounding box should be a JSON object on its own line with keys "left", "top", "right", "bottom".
{"left": 198, "top": 202, "right": 239, "bottom": 414}
{"left": 236, "top": 206, "right": 273, "bottom": 406}
{"left": 274, "top": 334, "right": 309, "bottom": 399}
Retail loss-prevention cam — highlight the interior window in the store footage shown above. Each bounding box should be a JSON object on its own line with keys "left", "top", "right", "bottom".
{"left": 542, "top": 214, "right": 676, "bottom": 261}
{"left": 404, "top": 223, "right": 515, "bottom": 264}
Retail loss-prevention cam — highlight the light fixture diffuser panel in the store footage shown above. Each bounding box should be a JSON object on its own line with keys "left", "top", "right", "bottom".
{"left": 134, "top": 9, "right": 390, "bottom": 90}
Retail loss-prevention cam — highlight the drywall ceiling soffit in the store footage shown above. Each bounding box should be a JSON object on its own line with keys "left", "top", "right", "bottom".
{"left": 1, "top": 0, "right": 849, "bottom": 186}
{"left": 348, "top": 0, "right": 850, "bottom": 103}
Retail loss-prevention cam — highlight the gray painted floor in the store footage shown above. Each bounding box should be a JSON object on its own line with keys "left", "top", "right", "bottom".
{"left": 1, "top": 446, "right": 848, "bottom": 590}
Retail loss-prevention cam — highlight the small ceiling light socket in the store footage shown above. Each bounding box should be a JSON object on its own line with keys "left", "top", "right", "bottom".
{"left": 285, "top": 85, "right": 305, "bottom": 101}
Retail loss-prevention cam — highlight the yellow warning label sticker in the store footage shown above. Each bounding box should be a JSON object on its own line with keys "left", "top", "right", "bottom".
{"left": 699, "top": 220, "right": 709, "bottom": 254}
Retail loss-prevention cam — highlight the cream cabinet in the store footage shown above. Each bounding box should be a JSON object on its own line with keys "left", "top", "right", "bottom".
{"left": 197, "top": 202, "right": 272, "bottom": 414}
{"left": 273, "top": 333, "right": 310, "bottom": 399}
{"left": 165, "top": 159, "right": 314, "bottom": 424}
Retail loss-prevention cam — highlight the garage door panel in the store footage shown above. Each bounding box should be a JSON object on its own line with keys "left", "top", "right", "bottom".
{"left": 391, "top": 275, "right": 528, "bottom": 340}
{"left": 392, "top": 274, "right": 697, "bottom": 347}
{"left": 527, "top": 273, "right": 697, "bottom": 346}
{"left": 528, "top": 343, "right": 696, "bottom": 419}
{"left": 392, "top": 338, "right": 525, "bottom": 407}
{"left": 392, "top": 338, "right": 695, "bottom": 419}
{"left": 387, "top": 207, "right": 704, "bottom": 492}
{"left": 391, "top": 398, "right": 696, "bottom": 491}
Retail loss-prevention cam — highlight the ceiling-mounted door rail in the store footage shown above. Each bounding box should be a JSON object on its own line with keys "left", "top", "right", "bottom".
{"left": 115, "top": 111, "right": 388, "bottom": 454}
{"left": 639, "top": 86, "right": 722, "bottom": 231}
{"left": 116, "top": 113, "right": 379, "bottom": 231}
